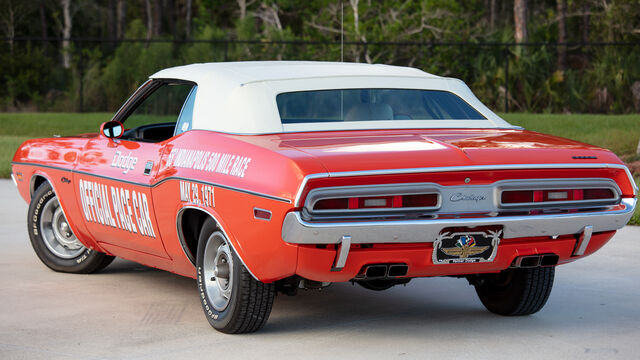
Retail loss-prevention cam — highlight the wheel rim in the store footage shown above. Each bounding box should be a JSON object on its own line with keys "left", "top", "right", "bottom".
{"left": 39, "top": 197, "right": 86, "bottom": 259}
{"left": 203, "top": 231, "right": 234, "bottom": 311}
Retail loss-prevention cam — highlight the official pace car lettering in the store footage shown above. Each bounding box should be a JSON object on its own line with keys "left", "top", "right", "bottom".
{"left": 179, "top": 180, "right": 215, "bottom": 207}
{"left": 111, "top": 151, "right": 138, "bottom": 174}
{"left": 78, "top": 179, "right": 156, "bottom": 238}
{"left": 167, "top": 148, "right": 251, "bottom": 178}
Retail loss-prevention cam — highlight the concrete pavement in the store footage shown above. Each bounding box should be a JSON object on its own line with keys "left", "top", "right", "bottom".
{"left": 1, "top": 179, "right": 639, "bottom": 359}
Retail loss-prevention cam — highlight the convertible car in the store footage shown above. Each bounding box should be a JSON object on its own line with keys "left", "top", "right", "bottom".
{"left": 11, "top": 61, "right": 637, "bottom": 333}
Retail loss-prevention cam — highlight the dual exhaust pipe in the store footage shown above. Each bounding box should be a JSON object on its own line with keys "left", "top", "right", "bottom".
{"left": 357, "top": 254, "right": 557, "bottom": 279}
{"left": 511, "top": 253, "right": 559, "bottom": 268}
{"left": 357, "top": 263, "right": 408, "bottom": 279}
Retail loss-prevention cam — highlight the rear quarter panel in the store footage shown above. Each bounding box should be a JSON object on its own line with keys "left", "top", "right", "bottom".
{"left": 12, "top": 136, "right": 104, "bottom": 251}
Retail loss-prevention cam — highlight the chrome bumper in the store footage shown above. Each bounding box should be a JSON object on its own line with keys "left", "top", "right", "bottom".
{"left": 282, "top": 198, "right": 636, "bottom": 245}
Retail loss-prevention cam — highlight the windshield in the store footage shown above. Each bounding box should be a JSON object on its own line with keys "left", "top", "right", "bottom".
{"left": 276, "top": 89, "right": 485, "bottom": 124}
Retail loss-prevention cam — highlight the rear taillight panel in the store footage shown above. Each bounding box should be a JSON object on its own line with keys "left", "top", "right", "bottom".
{"left": 304, "top": 179, "right": 621, "bottom": 219}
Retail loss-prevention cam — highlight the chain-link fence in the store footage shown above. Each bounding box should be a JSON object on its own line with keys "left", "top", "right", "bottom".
{"left": 2, "top": 37, "right": 640, "bottom": 114}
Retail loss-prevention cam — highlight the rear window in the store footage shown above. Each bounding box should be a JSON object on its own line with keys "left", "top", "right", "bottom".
{"left": 276, "top": 89, "right": 485, "bottom": 124}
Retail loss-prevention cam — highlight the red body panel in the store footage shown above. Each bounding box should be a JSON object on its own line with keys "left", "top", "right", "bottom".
{"left": 12, "top": 127, "right": 636, "bottom": 282}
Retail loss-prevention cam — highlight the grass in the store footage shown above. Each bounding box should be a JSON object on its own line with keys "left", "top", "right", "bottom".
{"left": 0, "top": 113, "right": 112, "bottom": 178}
{"left": 2, "top": 112, "right": 639, "bottom": 224}
{"left": 501, "top": 113, "right": 640, "bottom": 161}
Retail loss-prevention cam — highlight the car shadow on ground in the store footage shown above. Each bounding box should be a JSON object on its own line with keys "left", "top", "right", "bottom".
{"left": 91, "top": 258, "right": 615, "bottom": 337}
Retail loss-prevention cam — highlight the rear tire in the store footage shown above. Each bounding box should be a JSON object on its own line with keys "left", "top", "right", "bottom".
{"left": 28, "top": 182, "right": 114, "bottom": 273}
{"left": 472, "top": 267, "right": 554, "bottom": 316}
{"left": 196, "top": 218, "right": 275, "bottom": 333}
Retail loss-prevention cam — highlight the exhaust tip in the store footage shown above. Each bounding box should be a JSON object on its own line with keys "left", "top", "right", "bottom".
{"left": 519, "top": 255, "right": 541, "bottom": 268}
{"left": 365, "top": 265, "right": 388, "bottom": 278}
{"left": 540, "top": 254, "right": 559, "bottom": 267}
{"left": 388, "top": 264, "right": 408, "bottom": 277}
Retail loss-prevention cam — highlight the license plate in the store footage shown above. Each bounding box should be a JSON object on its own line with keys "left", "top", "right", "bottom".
{"left": 432, "top": 226, "right": 502, "bottom": 265}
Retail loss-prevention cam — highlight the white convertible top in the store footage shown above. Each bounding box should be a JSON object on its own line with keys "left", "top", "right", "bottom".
{"left": 150, "top": 61, "right": 515, "bottom": 134}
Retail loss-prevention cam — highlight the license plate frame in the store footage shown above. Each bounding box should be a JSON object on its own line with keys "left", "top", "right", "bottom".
{"left": 432, "top": 226, "right": 503, "bottom": 265}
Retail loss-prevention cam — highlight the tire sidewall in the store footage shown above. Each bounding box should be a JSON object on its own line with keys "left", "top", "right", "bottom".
{"left": 28, "top": 183, "right": 96, "bottom": 272}
{"left": 196, "top": 220, "right": 241, "bottom": 330}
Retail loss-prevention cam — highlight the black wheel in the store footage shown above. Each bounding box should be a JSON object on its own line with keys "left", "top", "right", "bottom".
{"left": 196, "top": 218, "right": 275, "bottom": 333}
{"left": 472, "top": 267, "right": 555, "bottom": 316}
{"left": 28, "top": 182, "right": 114, "bottom": 273}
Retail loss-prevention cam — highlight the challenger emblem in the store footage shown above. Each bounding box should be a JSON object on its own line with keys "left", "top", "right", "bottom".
{"left": 449, "top": 193, "right": 486, "bottom": 202}
{"left": 433, "top": 228, "right": 502, "bottom": 264}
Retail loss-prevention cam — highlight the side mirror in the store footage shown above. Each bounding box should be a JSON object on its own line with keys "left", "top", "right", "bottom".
{"left": 100, "top": 121, "right": 124, "bottom": 139}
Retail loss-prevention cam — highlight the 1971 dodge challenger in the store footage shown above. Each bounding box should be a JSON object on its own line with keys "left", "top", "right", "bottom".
{"left": 11, "top": 61, "right": 637, "bottom": 333}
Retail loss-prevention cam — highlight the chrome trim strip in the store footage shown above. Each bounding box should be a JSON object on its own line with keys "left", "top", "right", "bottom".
{"left": 153, "top": 177, "right": 291, "bottom": 203}
{"left": 325, "top": 163, "right": 634, "bottom": 178}
{"left": 10, "top": 173, "right": 17, "bottom": 187}
{"left": 12, "top": 162, "right": 291, "bottom": 203}
{"left": 282, "top": 198, "right": 636, "bottom": 245}
{"left": 294, "top": 173, "right": 328, "bottom": 207}
{"left": 176, "top": 206, "right": 259, "bottom": 280}
{"left": 573, "top": 225, "right": 593, "bottom": 256}
{"left": 293, "top": 163, "right": 638, "bottom": 206}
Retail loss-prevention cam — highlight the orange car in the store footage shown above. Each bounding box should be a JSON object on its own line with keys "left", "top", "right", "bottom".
{"left": 11, "top": 62, "right": 637, "bottom": 333}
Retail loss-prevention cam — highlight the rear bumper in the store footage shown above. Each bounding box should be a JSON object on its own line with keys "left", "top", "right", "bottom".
{"left": 282, "top": 198, "right": 636, "bottom": 245}
{"left": 294, "top": 232, "right": 617, "bottom": 282}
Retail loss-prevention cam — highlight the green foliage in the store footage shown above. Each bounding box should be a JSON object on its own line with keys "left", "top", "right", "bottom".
{"left": 1, "top": 0, "right": 639, "bottom": 113}
{"left": 0, "top": 44, "right": 56, "bottom": 110}
{"left": 631, "top": 177, "right": 640, "bottom": 226}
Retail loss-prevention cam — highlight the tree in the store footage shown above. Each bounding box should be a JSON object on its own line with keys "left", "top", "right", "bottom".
{"left": 557, "top": 0, "right": 567, "bottom": 70}
{"left": 0, "top": 0, "right": 34, "bottom": 54}
{"left": 514, "top": 0, "right": 527, "bottom": 43}
{"left": 117, "top": 0, "right": 126, "bottom": 40}
{"left": 185, "top": 0, "right": 192, "bottom": 39}
{"left": 61, "top": 0, "right": 72, "bottom": 68}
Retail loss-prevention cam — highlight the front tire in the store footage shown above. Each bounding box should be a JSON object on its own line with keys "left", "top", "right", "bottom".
{"left": 196, "top": 218, "right": 275, "bottom": 333}
{"left": 472, "top": 267, "right": 555, "bottom": 316}
{"left": 28, "top": 182, "right": 114, "bottom": 273}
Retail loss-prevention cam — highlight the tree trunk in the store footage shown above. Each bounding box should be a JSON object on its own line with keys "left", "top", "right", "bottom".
{"left": 61, "top": 0, "right": 72, "bottom": 69}
{"left": 167, "top": 0, "right": 175, "bottom": 39}
{"left": 40, "top": 1, "right": 47, "bottom": 54}
{"left": 556, "top": 0, "right": 567, "bottom": 70}
{"left": 514, "top": 0, "right": 528, "bottom": 43}
{"left": 2, "top": 2, "right": 16, "bottom": 54}
{"left": 185, "top": 0, "right": 192, "bottom": 39}
{"left": 153, "top": 0, "right": 162, "bottom": 37}
{"left": 237, "top": 0, "right": 247, "bottom": 19}
{"left": 490, "top": 0, "right": 496, "bottom": 30}
{"left": 40, "top": 2, "right": 47, "bottom": 40}
{"left": 116, "top": 0, "right": 127, "bottom": 40}
{"left": 582, "top": 3, "right": 590, "bottom": 43}
{"left": 107, "top": 0, "right": 116, "bottom": 40}
{"left": 145, "top": 0, "right": 153, "bottom": 41}
{"left": 349, "top": 0, "right": 361, "bottom": 62}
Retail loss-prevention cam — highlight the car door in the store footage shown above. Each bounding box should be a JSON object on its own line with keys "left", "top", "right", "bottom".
{"left": 74, "top": 79, "right": 196, "bottom": 258}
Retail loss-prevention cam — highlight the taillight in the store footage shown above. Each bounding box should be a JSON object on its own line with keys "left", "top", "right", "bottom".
{"left": 583, "top": 188, "right": 614, "bottom": 199}
{"left": 501, "top": 188, "right": 615, "bottom": 205}
{"left": 313, "top": 198, "right": 349, "bottom": 210}
{"left": 313, "top": 193, "right": 438, "bottom": 211}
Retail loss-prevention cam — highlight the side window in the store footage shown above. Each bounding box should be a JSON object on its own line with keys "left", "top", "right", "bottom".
{"left": 120, "top": 81, "right": 195, "bottom": 142}
{"left": 174, "top": 86, "right": 198, "bottom": 136}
